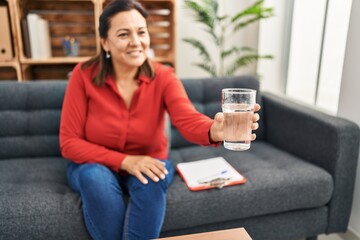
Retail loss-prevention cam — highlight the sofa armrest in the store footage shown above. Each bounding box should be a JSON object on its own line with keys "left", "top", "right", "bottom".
{"left": 262, "top": 92, "right": 360, "bottom": 233}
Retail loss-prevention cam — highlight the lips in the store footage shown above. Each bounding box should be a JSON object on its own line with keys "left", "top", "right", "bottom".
{"left": 127, "top": 50, "right": 142, "bottom": 57}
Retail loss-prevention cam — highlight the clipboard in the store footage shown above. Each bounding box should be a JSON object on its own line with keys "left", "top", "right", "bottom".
{"left": 176, "top": 157, "right": 246, "bottom": 191}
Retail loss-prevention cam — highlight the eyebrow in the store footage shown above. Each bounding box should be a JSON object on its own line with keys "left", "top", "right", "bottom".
{"left": 115, "top": 26, "right": 147, "bottom": 33}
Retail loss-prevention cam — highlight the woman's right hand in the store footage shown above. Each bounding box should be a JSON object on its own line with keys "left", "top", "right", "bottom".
{"left": 120, "top": 155, "right": 168, "bottom": 184}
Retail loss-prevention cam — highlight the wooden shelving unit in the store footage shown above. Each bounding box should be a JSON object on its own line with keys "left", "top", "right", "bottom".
{"left": 12, "top": 0, "right": 99, "bottom": 81}
{"left": 0, "top": 63, "right": 21, "bottom": 81}
{"left": 0, "top": 0, "right": 175, "bottom": 81}
{"left": 138, "top": 0, "right": 176, "bottom": 66}
{"left": 0, "top": 0, "right": 21, "bottom": 80}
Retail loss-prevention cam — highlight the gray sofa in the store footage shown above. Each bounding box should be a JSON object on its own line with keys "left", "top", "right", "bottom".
{"left": 0, "top": 76, "right": 359, "bottom": 240}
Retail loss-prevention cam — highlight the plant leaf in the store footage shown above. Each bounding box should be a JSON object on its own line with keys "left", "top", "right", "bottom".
{"left": 226, "top": 54, "right": 273, "bottom": 76}
{"left": 204, "top": 28, "right": 220, "bottom": 45}
{"left": 193, "top": 62, "right": 217, "bottom": 77}
{"left": 233, "top": 14, "right": 273, "bottom": 31}
{"left": 231, "top": 0, "right": 264, "bottom": 22}
{"left": 221, "top": 47, "right": 241, "bottom": 59}
{"left": 182, "top": 38, "right": 213, "bottom": 62}
{"left": 221, "top": 46, "right": 258, "bottom": 59}
{"left": 205, "top": 0, "right": 218, "bottom": 20}
{"left": 231, "top": 0, "right": 274, "bottom": 31}
{"left": 183, "top": 38, "right": 217, "bottom": 75}
{"left": 184, "top": 0, "right": 216, "bottom": 30}
{"left": 239, "top": 47, "right": 257, "bottom": 52}
{"left": 184, "top": 0, "right": 220, "bottom": 43}
{"left": 217, "top": 14, "right": 229, "bottom": 22}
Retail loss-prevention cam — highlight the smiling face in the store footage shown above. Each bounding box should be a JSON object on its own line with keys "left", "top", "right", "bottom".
{"left": 101, "top": 9, "right": 150, "bottom": 73}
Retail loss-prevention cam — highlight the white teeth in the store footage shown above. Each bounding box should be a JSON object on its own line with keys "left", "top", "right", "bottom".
{"left": 128, "top": 51, "right": 141, "bottom": 57}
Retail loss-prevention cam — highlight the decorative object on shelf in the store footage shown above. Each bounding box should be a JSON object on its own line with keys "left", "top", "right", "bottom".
{"left": 62, "top": 36, "right": 80, "bottom": 57}
{"left": 183, "top": 0, "right": 274, "bottom": 77}
{"left": 67, "top": 70, "right": 73, "bottom": 79}
{"left": 147, "top": 48, "right": 155, "bottom": 59}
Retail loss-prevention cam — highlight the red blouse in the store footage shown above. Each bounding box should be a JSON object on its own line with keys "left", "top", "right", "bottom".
{"left": 60, "top": 62, "right": 215, "bottom": 172}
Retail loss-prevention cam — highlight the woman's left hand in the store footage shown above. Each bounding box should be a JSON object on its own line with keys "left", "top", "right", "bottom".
{"left": 209, "top": 103, "right": 261, "bottom": 142}
{"left": 121, "top": 155, "right": 168, "bottom": 184}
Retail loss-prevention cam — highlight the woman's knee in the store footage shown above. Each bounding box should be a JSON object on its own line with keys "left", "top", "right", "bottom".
{"left": 128, "top": 175, "right": 168, "bottom": 195}
{"left": 77, "top": 164, "right": 116, "bottom": 189}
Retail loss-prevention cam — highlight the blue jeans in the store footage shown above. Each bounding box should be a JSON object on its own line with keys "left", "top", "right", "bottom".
{"left": 66, "top": 159, "right": 175, "bottom": 240}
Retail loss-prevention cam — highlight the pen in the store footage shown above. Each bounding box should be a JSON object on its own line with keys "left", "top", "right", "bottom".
{"left": 197, "top": 170, "right": 228, "bottom": 183}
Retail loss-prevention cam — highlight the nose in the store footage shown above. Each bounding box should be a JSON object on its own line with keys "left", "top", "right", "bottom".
{"left": 130, "top": 33, "right": 140, "bottom": 47}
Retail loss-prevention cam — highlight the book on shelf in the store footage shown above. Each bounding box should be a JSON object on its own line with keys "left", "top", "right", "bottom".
{"left": 26, "top": 13, "right": 52, "bottom": 59}
{"left": 176, "top": 157, "right": 247, "bottom": 191}
{"left": 21, "top": 18, "right": 31, "bottom": 58}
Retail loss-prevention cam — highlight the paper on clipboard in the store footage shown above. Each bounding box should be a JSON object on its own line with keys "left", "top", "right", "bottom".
{"left": 176, "top": 157, "right": 246, "bottom": 191}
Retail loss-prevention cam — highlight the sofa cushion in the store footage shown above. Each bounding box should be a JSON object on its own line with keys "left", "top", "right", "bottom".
{"left": 162, "top": 141, "right": 333, "bottom": 231}
{"left": 0, "top": 157, "right": 90, "bottom": 239}
{"left": 0, "top": 81, "right": 66, "bottom": 160}
{"left": 0, "top": 81, "right": 66, "bottom": 112}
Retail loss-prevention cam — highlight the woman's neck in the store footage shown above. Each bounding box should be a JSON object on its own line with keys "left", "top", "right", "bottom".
{"left": 113, "top": 63, "right": 138, "bottom": 83}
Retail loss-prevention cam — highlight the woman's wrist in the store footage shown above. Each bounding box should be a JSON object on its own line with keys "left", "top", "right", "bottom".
{"left": 209, "top": 127, "right": 221, "bottom": 143}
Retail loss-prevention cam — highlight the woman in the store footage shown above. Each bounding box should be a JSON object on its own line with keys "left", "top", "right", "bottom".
{"left": 60, "top": 0, "right": 260, "bottom": 239}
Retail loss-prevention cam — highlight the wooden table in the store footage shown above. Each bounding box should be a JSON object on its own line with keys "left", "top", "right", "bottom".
{"left": 157, "top": 228, "right": 252, "bottom": 240}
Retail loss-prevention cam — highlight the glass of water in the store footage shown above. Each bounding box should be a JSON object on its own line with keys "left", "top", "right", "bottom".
{"left": 222, "top": 88, "right": 256, "bottom": 151}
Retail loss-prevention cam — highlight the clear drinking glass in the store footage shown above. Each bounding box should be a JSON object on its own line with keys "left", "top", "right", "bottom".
{"left": 222, "top": 88, "right": 256, "bottom": 151}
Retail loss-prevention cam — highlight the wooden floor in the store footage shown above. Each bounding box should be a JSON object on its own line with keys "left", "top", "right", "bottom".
{"left": 319, "top": 234, "right": 344, "bottom": 240}
{"left": 298, "top": 229, "right": 360, "bottom": 240}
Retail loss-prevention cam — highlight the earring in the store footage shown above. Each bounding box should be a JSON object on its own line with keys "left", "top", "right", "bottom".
{"left": 106, "top": 51, "right": 111, "bottom": 59}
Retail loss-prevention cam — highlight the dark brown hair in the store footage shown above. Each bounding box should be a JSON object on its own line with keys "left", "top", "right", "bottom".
{"left": 82, "top": 0, "right": 154, "bottom": 85}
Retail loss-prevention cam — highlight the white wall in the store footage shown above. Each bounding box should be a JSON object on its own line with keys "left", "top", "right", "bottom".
{"left": 175, "top": 0, "right": 259, "bottom": 78}
{"left": 257, "top": 0, "right": 293, "bottom": 95}
{"left": 316, "top": 0, "right": 352, "bottom": 113}
{"left": 286, "top": 0, "right": 327, "bottom": 105}
{"left": 256, "top": 0, "right": 352, "bottom": 111}
{"left": 337, "top": 0, "right": 360, "bottom": 236}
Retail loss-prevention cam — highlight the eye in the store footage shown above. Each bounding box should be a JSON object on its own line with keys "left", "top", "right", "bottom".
{"left": 118, "top": 33, "right": 128, "bottom": 38}
{"left": 139, "top": 30, "right": 147, "bottom": 36}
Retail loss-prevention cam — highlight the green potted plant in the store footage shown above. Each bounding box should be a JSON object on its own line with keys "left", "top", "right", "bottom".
{"left": 183, "top": 0, "right": 274, "bottom": 77}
